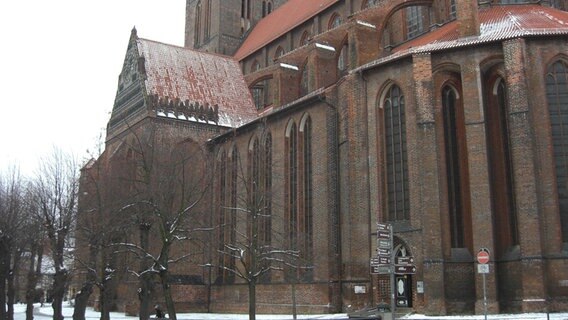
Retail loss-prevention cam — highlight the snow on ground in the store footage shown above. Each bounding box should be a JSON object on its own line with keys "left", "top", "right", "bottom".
{"left": 10, "top": 302, "right": 568, "bottom": 319}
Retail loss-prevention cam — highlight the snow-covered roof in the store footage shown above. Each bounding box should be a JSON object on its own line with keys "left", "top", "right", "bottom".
{"left": 137, "top": 38, "right": 258, "bottom": 128}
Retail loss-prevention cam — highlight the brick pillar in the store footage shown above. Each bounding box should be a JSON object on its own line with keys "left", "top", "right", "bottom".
{"left": 412, "top": 53, "right": 447, "bottom": 315}
{"left": 275, "top": 63, "right": 301, "bottom": 105}
{"left": 348, "top": 20, "right": 380, "bottom": 68}
{"left": 460, "top": 57, "right": 500, "bottom": 315}
{"left": 456, "top": 0, "right": 479, "bottom": 37}
{"left": 503, "top": 38, "right": 547, "bottom": 313}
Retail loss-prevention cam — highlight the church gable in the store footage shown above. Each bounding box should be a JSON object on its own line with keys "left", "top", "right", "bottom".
{"left": 107, "top": 28, "right": 259, "bottom": 142}
{"left": 136, "top": 37, "right": 258, "bottom": 128}
{"left": 107, "top": 28, "right": 147, "bottom": 140}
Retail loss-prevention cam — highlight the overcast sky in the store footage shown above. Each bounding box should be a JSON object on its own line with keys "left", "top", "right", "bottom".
{"left": 0, "top": 0, "right": 186, "bottom": 175}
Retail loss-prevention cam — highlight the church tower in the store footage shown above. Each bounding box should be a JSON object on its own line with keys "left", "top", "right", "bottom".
{"left": 185, "top": 0, "right": 288, "bottom": 56}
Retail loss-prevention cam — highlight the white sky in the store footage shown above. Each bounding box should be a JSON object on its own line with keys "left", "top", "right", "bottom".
{"left": 0, "top": 0, "right": 186, "bottom": 175}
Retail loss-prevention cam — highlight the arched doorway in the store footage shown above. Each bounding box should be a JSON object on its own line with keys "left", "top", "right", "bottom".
{"left": 394, "top": 245, "right": 413, "bottom": 308}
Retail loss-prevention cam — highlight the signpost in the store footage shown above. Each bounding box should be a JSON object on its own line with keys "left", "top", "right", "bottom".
{"left": 372, "top": 223, "right": 417, "bottom": 319}
{"left": 477, "top": 248, "right": 490, "bottom": 320}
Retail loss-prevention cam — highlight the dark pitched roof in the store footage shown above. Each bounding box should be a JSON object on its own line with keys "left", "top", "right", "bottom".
{"left": 137, "top": 38, "right": 258, "bottom": 127}
{"left": 234, "top": 0, "right": 339, "bottom": 61}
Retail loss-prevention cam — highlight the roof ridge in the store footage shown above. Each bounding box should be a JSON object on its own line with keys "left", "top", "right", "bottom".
{"left": 137, "top": 37, "right": 236, "bottom": 61}
{"left": 234, "top": 0, "right": 340, "bottom": 61}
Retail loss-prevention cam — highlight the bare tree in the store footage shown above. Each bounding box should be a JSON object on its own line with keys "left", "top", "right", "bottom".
{"left": 23, "top": 192, "right": 46, "bottom": 320}
{"left": 208, "top": 133, "right": 309, "bottom": 320}
{"left": 108, "top": 124, "right": 211, "bottom": 320}
{"left": 73, "top": 155, "right": 129, "bottom": 320}
{"left": 0, "top": 167, "right": 29, "bottom": 320}
{"left": 33, "top": 148, "right": 80, "bottom": 320}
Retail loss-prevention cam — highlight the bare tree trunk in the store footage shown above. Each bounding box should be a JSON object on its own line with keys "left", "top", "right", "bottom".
{"left": 159, "top": 269, "right": 176, "bottom": 320}
{"left": 0, "top": 237, "right": 10, "bottom": 320}
{"left": 52, "top": 270, "right": 68, "bottom": 320}
{"left": 249, "top": 280, "right": 256, "bottom": 320}
{"left": 25, "top": 244, "right": 38, "bottom": 320}
{"left": 73, "top": 240, "right": 97, "bottom": 320}
{"left": 138, "top": 223, "right": 152, "bottom": 320}
{"left": 7, "top": 251, "right": 22, "bottom": 320}
{"left": 72, "top": 282, "right": 92, "bottom": 320}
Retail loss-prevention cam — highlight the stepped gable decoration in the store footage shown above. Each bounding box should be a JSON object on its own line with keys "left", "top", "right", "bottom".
{"left": 234, "top": 0, "right": 339, "bottom": 61}
{"left": 137, "top": 38, "right": 257, "bottom": 128}
{"left": 148, "top": 95, "right": 220, "bottom": 124}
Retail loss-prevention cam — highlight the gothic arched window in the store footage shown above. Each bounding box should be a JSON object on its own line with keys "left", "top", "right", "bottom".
{"left": 382, "top": 85, "right": 409, "bottom": 222}
{"left": 406, "top": 6, "right": 425, "bottom": 39}
{"left": 195, "top": 1, "right": 202, "bottom": 45}
{"left": 484, "top": 75, "right": 518, "bottom": 256}
{"left": 547, "top": 59, "right": 568, "bottom": 243}
{"left": 251, "top": 77, "right": 272, "bottom": 110}
{"left": 300, "top": 61, "right": 309, "bottom": 96}
{"left": 275, "top": 46, "right": 285, "bottom": 59}
{"left": 329, "top": 13, "right": 342, "bottom": 30}
{"left": 337, "top": 42, "right": 349, "bottom": 75}
{"left": 442, "top": 84, "right": 472, "bottom": 250}
{"left": 300, "top": 31, "right": 311, "bottom": 46}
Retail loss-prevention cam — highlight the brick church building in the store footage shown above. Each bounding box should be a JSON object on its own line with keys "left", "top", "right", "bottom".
{"left": 78, "top": 0, "right": 568, "bottom": 316}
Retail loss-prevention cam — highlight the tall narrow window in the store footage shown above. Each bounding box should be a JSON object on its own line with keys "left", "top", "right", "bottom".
{"left": 251, "top": 78, "right": 272, "bottom": 110}
{"left": 547, "top": 60, "right": 568, "bottom": 243}
{"left": 226, "top": 147, "right": 239, "bottom": 283}
{"left": 442, "top": 85, "right": 472, "bottom": 250}
{"left": 267, "top": 1, "right": 272, "bottom": 14}
{"left": 337, "top": 42, "right": 349, "bottom": 75}
{"left": 301, "top": 116, "right": 313, "bottom": 281}
{"left": 300, "top": 31, "right": 311, "bottom": 46}
{"left": 275, "top": 46, "right": 285, "bottom": 59}
{"left": 205, "top": 0, "right": 211, "bottom": 39}
{"left": 329, "top": 14, "right": 342, "bottom": 30}
{"left": 262, "top": 1, "right": 267, "bottom": 17}
{"left": 195, "top": 1, "right": 202, "bottom": 46}
{"left": 259, "top": 133, "right": 272, "bottom": 283}
{"left": 300, "top": 62, "right": 309, "bottom": 96}
{"left": 449, "top": 0, "right": 457, "bottom": 20}
{"left": 406, "top": 6, "right": 425, "bottom": 39}
{"left": 485, "top": 76, "right": 519, "bottom": 256}
{"left": 383, "top": 85, "right": 409, "bottom": 222}
{"left": 217, "top": 151, "right": 229, "bottom": 283}
{"left": 286, "top": 122, "right": 298, "bottom": 281}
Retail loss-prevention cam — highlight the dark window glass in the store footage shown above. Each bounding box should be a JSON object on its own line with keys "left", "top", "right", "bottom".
{"left": 384, "top": 86, "right": 409, "bottom": 222}
{"left": 301, "top": 117, "right": 313, "bottom": 281}
{"left": 547, "top": 60, "right": 568, "bottom": 243}
{"left": 406, "top": 6, "right": 425, "bottom": 39}
{"left": 442, "top": 86, "right": 468, "bottom": 248}
{"left": 337, "top": 43, "right": 349, "bottom": 75}
{"left": 485, "top": 77, "right": 519, "bottom": 255}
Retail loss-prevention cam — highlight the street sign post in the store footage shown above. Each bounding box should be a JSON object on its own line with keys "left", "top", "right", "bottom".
{"left": 395, "top": 256, "right": 414, "bottom": 265}
{"left": 477, "top": 248, "right": 490, "bottom": 264}
{"left": 477, "top": 248, "right": 491, "bottom": 320}
{"left": 394, "top": 265, "right": 416, "bottom": 274}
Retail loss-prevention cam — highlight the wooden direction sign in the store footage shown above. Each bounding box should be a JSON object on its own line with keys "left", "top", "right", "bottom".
{"left": 377, "top": 230, "right": 391, "bottom": 239}
{"left": 395, "top": 256, "right": 414, "bottom": 265}
{"left": 394, "top": 265, "right": 416, "bottom": 274}
{"left": 370, "top": 257, "right": 380, "bottom": 266}
{"left": 377, "top": 223, "right": 391, "bottom": 231}
{"left": 371, "top": 265, "right": 392, "bottom": 275}
{"left": 378, "top": 239, "right": 392, "bottom": 249}
{"left": 378, "top": 256, "right": 391, "bottom": 264}
{"left": 377, "top": 248, "right": 391, "bottom": 257}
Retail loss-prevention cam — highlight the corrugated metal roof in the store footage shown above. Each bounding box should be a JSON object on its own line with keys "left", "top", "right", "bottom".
{"left": 357, "top": 5, "right": 568, "bottom": 72}
{"left": 137, "top": 39, "right": 258, "bottom": 127}
{"left": 395, "top": 5, "right": 568, "bottom": 52}
{"left": 233, "top": 0, "right": 340, "bottom": 61}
